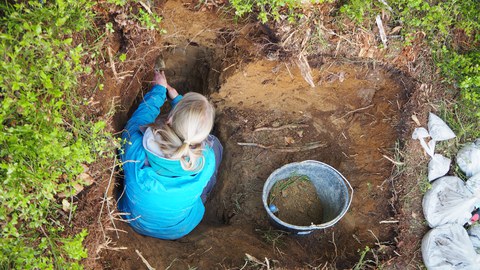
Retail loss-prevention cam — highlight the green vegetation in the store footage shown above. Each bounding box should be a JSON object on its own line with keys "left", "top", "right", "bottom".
{"left": 107, "top": 0, "right": 165, "bottom": 32}
{"left": 135, "top": 8, "right": 164, "bottom": 31}
{"left": 0, "top": 0, "right": 110, "bottom": 268}
{"left": 353, "top": 246, "right": 378, "bottom": 269}
{"left": 0, "top": 0, "right": 166, "bottom": 267}
{"left": 229, "top": 0, "right": 333, "bottom": 23}
{"left": 255, "top": 227, "right": 288, "bottom": 247}
{"left": 340, "top": 0, "right": 480, "bottom": 136}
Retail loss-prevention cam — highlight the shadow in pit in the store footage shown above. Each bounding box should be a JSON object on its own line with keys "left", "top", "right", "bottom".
{"left": 112, "top": 42, "right": 225, "bottom": 203}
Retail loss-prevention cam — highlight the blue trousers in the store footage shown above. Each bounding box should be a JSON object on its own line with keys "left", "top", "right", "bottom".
{"left": 201, "top": 135, "right": 223, "bottom": 203}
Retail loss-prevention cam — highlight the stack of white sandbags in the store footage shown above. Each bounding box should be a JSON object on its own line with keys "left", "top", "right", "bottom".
{"left": 412, "top": 113, "right": 480, "bottom": 269}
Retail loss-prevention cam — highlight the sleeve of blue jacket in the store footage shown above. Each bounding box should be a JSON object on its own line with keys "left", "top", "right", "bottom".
{"left": 118, "top": 86, "right": 215, "bottom": 240}
{"left": 124, "top": 85, "right": 167, "bottom": 134}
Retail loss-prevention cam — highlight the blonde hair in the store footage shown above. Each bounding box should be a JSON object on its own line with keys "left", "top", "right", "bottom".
{"left": 151, "top": 92, "right": 215, "bottom": 171}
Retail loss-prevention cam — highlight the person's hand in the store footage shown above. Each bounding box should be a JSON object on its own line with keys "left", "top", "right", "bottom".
{"left": 167, "top": 84, "right": 179, "bottom": 100}
{"left": 154, "top": 71, "right": 167, "bottom": 87}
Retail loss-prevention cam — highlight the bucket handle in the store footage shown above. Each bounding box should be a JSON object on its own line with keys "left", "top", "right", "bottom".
{"left": 319, "top": 164, "right": 354, "bottom": 228}
{"left": 342, "top": 174, "right": 354, "bottom": 219}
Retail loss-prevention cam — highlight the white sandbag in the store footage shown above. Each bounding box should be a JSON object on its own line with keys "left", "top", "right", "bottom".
{"left": 422, "top": 224, "right": 480, "bottom": 269}
{"left": 466, "top": 172, "right": 480, "bottom": 194}
{"left": 468, "top": 224, "right": 480, "bottom": 251}
{"left": 457, "top": 139, "right": 480, "bottom": 178}
{"left": 428, "top": 113, "right": 456, "bottom": 141}
{"left": 423, "top": 176, "right": 479, "bottom": 227}
{"left": 428, "top": 154, "right": 451, "bottom": 182}
{"left": 412, "top": 127, "right": 435, "bottom": 158}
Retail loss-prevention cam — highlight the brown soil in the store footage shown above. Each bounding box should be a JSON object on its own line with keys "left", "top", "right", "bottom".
{"left": 68, "top": 0, "right": 445, "bottom": 269}
{"left": 269, "top": 176, "right": 324, "bottom": 226}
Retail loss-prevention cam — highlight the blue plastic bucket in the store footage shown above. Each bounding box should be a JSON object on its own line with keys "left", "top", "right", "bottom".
{"left": 262, "top": 160, "right": 353, "bottom": 235}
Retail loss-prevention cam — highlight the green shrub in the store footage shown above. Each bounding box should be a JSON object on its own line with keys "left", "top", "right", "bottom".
{"left": 229, "top": 0, "right": 333, "bottom": 23}
{"left": 340, "top": 0, "right": 480, "bottom": 134}
{"left": 339, "top": 0, "right": 374, "bottom": 24}
{"left": 0, "top": 0, "right": 109, "bottom": 268}
{"left": 438, "top": 49, "right": 480, "bottom": 118}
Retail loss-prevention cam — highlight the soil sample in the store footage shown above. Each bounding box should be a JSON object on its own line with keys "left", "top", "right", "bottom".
{"left": 268, "top": 175, "right": 323, "bottom": 226}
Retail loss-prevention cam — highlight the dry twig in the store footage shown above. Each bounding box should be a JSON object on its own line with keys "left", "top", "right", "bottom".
{"left": 245, "top": 253, "right": 266, "bottom": 266}
{"left": 124, "top": 66, "right": 143, "bottom": 93}
{"left": 375, "top": 15, "right": 388, "bottom": 48}
{"left": 138, "top": 1, "right": 152, "bottom": 14}
{"left": 330, "top": 232, "right": 338, "bottom": 262}
{"left": 254, "top": 124, "right": 308, "bottom": 132}
{"left": 338, "top": 104, "right": 374, "bottom": 119}
{"left": 136, "top": 249, "right": 156, "bottom": 270}
{"left": 382, "top": 154, "right": 404, "bottom": 166}
{"left": 165, "top": 258, "right": 179, "bottom": 270}
{"left": 96, "top": 237, "right": 127, "bottom": 254}
{"left": 295, "top": 53, "right": 315, "bottom": 87}
{"left": 237, "top": 141, "right": 326, "bottom": 152}
{"left": 98, "top": 157, "right": 119, "bottom": 239}
{"left": 379, "top": 220, "right": 399, "bottom": 224}
{"left": 107, "top": 47, "right": 118, "bottom": 80}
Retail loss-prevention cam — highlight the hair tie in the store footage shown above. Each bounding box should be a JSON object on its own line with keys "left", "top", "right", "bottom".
{"left": 183, "top": 140, "right": 191, "bottom": 145}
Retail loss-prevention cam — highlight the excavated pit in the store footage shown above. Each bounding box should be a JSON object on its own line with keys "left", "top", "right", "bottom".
{"left": 162, "top": 44, "right": 222, "bottom": 96}
{"left": 104, "top": 35, "right": 414, "bottom": 268}
{"left": 92, "top": 2, "right": 417, "bottom": 268}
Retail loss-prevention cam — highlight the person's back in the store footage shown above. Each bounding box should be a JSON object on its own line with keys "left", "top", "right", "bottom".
{"left": 118, "top": 64, "right": 222, "bottom": 240}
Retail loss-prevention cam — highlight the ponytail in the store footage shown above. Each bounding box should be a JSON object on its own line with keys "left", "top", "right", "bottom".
{"left": 171, "top": 142, "right": 205, "bottom": 171}
{"left": 150, "top": 93, "right": 214, "bottom": 171}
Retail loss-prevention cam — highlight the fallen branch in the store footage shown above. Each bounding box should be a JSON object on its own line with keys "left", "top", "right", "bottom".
{"left": 237, "top": 141, "right": 326, "bottom": 152}
{"left": 338, "top": 104, "right": 374, "bottom": 119}
{"left": 254, "top": 124, "right": 309, "bottom": 132}
{"left": 136, "top": 249, "right": 156, "bottom": 270}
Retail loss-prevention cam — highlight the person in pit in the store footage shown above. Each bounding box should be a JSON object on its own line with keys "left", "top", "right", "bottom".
{"left": 118, "top": 57, "right": 223, "bottom": 239}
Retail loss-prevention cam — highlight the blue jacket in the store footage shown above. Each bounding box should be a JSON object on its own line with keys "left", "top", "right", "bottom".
{"left": 118, "top": 85, "right": 216, "bottom": 240}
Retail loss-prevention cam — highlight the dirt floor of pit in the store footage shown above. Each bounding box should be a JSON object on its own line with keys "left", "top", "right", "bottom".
{"left": 94, "top": 1, "right": 416, "bottom": 269}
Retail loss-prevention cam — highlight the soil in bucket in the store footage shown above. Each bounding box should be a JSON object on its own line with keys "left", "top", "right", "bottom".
{"left": 268, "top": 175, "right": 323, "bottom": 226}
